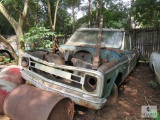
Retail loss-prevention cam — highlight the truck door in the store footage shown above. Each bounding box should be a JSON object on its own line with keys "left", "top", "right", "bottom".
{"left": 124, "top": 34, "right": 135, "bottom": 72}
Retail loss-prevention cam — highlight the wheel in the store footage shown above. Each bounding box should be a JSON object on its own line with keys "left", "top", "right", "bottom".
{"left": 0, "top": 50, "right": 14, "bottom": 60}
{"left": 155, "top": 74, "right": 160, "bottom": 84}
{"left": 106, "top": 83, "right": 118, "bottom": 105}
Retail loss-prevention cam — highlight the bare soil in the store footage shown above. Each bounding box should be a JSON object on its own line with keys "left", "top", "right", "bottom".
{"left": 0, "top": 63, "right": 160, "bottom": 120}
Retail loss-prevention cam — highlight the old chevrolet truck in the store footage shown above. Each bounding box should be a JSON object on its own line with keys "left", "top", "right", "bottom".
{"left": 20, "top": 28, "right": 140, "bottom": 110}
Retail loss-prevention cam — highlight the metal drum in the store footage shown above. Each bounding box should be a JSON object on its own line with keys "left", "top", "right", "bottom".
{"left": 0, "top": 65, "right": 24, "bottom": 85}
{"left": 0, "top": 65, "right": 24, "bottom": 114}
{"left": 4, "top": 85, "right": 74, "bottom": 120}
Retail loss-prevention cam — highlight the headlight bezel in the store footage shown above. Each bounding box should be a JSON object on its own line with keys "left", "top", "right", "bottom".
{"left": 21, "top": 57, "right": 29, "bottom": 67}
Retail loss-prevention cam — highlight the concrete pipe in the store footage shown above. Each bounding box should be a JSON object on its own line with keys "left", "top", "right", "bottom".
{"left": 4, "top": 85, "right": 74, "bottom": 120}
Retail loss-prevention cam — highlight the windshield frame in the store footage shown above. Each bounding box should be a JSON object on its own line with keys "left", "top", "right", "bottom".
{"left": 66, "top": 28, "right": 125, "bottom": 49}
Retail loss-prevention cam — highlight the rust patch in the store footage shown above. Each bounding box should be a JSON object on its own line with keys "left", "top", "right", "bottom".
{"left": 4, "top": 85, "right": 74, "bottom": 120}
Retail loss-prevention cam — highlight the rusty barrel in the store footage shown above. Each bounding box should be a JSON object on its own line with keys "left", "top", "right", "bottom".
{"left": 0, "top": 65, "right": 24, "bottom": 114}
{"left": 4, "top": 85, "right": 74, "bottom": 120}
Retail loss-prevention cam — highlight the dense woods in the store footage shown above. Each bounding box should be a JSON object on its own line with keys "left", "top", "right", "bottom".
{"left": 0, "top": 0, "right": 159, "bottom": 61}
{"left": 0, "top": 0, "right": 159, "bottom": 34}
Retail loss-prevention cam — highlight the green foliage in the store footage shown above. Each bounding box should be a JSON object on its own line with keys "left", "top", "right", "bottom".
{"left": 0, "top": 0, "right": 141, "bottom": 36}
{"left": 0, "top": 0, "right": 25, "bottom": 21}
{"left": 22, "top": 26, "right": 55, "bottom": 50}
{"left": 148, "top": 80, "right": 158, "bottom": 89}
{"left": 55, "top": 8, "right": 72, "bottom": 35}
{"left": 0, "top": 54, "right": 11, "bottom": 65}
{"left": 43, "top": 0, "right": 72, "bottom": 35}
{"left": 0, "top": 0, "right": 73, "bottom": 35}
{"left": 76, "top": 0, "right": 129, "bottom": 29}
{"left": 156, "top": 112, "right": 160, "bottom": 120}
{"left": 103, "top": 0, "right": 130, "bottom": 29}
{"left": 0, "top": 0, "right": 22, "bottom": 34}
{"left": 0, "top": 0, "right": 14, "bottom": 4}
{"left": 3, "top": 57, "right": 10, "bottom": 63}
{"left": 132, "top": 0, "right": 160, "bottom": 27}
{"left": 0, "top": 14, "right": 15, "bottom": 35}
{"left": 64, "top": 0, "right": 81, "bottom": 8}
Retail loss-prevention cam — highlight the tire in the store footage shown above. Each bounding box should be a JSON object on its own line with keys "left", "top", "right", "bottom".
{"left": 0, "top": 50, "right": 14, "bottom": 60}
{"left": 106, "top": 83, "right": 118, "bottom": 105}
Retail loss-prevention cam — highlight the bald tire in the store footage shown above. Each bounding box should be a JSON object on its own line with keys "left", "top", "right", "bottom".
{"left": 107, "top": 83, "right": 118, "bottom": 105}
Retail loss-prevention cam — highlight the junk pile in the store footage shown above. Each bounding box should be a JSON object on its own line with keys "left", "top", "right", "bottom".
{"left": 0, "top": 65, "right": 74, "bottom": 120}
{"left": 0, "top": 50, "right": 14, "bottom": 65}
{"left": 0, "top": 65, "right": 24, "bottom": 114}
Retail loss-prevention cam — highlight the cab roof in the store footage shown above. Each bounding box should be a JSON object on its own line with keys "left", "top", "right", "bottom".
{"left": 76, "top": 28, "right": 125, "bottom": 32}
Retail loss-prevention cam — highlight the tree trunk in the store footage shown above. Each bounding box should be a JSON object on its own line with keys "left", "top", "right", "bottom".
{"left": 88, "top": 0, "right": 92, "bottom": 28}
{"left": 53, "top": 0, "right": 60, "bottom": 32}
{"left": 94, "top": 0, "right": 102, "bottom": 27}
{"left": 15, "top": 25, "right": 23, "bottom": 55}
{"left": 99, "top": 0, "right": 103, "bottom": 17}
{"left": 72, "top": 0, "right": 75, "bottom": 33}
{"left": 95, "top": 1, "right": 99, "bottom": 27}
{"left": 0, "top": 0, "right": 29, "bottom": 65}
{"left": 47, "top": 0, "right": 60, "bottom": 32}
{"left": 34, "top": 2, "right": 38, "bottom": 26}
{"left": 47, "top": 0, "right": 53, "bottom": 32}
{"left": 0, "top": 2, "right": 17, "bottom": 30}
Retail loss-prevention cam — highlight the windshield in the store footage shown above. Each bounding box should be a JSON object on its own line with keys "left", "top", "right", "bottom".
{"left": 66, "top": 30, "right": 124, "bottom": 48}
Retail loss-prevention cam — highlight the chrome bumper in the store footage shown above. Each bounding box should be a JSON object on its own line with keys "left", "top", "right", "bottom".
{"left": 21, "top": 69, "right": 106, "bottom": 109}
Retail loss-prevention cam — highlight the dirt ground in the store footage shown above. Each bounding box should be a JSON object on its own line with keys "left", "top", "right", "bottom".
{"left": 73, "top": 63, "right": 160, "bottom": 120}
{"left": 0, "top": 62, "right": 160, "bottom": 120}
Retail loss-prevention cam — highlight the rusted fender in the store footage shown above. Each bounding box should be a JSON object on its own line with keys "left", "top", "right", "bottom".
{"left": 4, "top": 85, "right": 74, "bottom": 120}
{"left": 0, "top": 65, "right": 24, "bottom": 114}
{"left": 98, "top": 55, "right": 128, "bottom": 74}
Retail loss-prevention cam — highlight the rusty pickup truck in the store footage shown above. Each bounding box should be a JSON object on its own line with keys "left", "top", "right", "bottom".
{"left": 20, "top": 28, "right": 140, "bottom": 109}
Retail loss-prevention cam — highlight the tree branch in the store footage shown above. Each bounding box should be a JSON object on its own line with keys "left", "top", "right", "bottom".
{"left": 23, "top": 0, "right": 29, "bottom": 19}
{"left": 0, "top": 35, "right": 18, "bottom": 62}
{"left": 0, "top": 2, "right": 17, "bottom": 29}
{"left": 14, "top": 5, "right": 23, "bottom": 19}
{"left": 53, "top": 0, "right": 60, "bottom": 32}
{"left": 19, "top": 0, "right": 29, "bottom": 25}
{"left": 47, "top": 0, "right": 53, "bottom": 32}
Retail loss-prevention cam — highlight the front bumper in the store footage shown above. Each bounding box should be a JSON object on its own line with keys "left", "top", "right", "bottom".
{"left": 21, "top": 69, "right": 106, "bottom": 109}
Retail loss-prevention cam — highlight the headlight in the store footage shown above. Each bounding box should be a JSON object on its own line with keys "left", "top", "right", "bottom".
{"left": 21, "top": 57, "right": 29, "bottom": 67}
{"left": 83, "top": 75, "right": 97, "bottom": 92}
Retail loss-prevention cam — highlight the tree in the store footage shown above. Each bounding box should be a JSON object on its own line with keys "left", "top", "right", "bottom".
{"left": 47, "top": 0, "right": 60, "bottom": 32}
{"left": 71, "top": 0, "right": 75, "bottom": 32}
{"left": 102, "top": 0, "right": 129, "bottom": 29}
{"left": 95, "top": 0, "right": 99, "bottom": 27}
{"left": 0, "top": 0, "right": 29, "bottom": 63}
{"left": 0, "top": 14, "right": 15, "bottom": 35}
{"left": 88, "top": 0, "right": 92, "bottom": 28}
{"left": 42, "top": 0, "right": 72, "bottom": 35}
{"left": 76, "top": 0, "right": 129, "bottom": 29}
{"left": 22, "top": 26, "right": 54, "bottom": 49}
{"left": 65, "top": 0, "right": 81, "bottom": 32}
{"left": 132, "top": 0, "right": 160, "bottom": 27}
